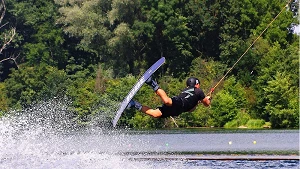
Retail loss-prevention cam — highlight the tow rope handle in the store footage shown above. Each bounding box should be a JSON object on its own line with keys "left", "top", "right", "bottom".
{"left": 206, "top": 87, "right": 214, "bottom": 109}
{"left": 207, "top": 87, "right": 215, "bottom": 98}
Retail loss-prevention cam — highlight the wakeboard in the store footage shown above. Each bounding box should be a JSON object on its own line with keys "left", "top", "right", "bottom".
{"left": 112, "top": 57, "right": 165, "bottom": 127}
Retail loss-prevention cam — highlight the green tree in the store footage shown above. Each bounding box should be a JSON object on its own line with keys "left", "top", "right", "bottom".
{"left": 0, "top": 83, "right": 9, "bottom": 113}
{"left": 253, "top": 0, "right": 296, "bottom": 48}
{"left": 218, "top": 0, "right": 257, "bottom": 62}
{"left": 210, "top": 76, "right": 248, "bottom": 127}
{"left": 210, "top": 91, "right": 238, "bottom": 127}
{"left": 4, "top": 65, "right": 68, "bottom": 108}
{"left": 183, "top": 0, "right": 220, "bottom": 58}
{"left": 67, "top": 78, "right": 99, "bottom": 122}
{"left": 263, "top": 72, "right": 299, "bottom": 128}
{"left": 107, "top": 23, "right": 137, "bottom": 77}
{"left": 140, "top": 0, "right": 195, "bottom": 78}
{"left": 55, "top": 0, "right": 112, "bottom": 65}
{"left": 216, "top": 0, "right": 295, "bottom": 86}
{"left": 7, "top": 0, "right": 68, "bottom": 68}
{"left": 178, "top": 107, "right": 211, "bottom": 127}
{"left": 254, "top": 41, "right": 298, "bottom": 124}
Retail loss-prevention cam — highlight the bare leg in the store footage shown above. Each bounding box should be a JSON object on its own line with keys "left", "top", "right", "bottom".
{"left": 141, "top": 106, "right": 162, "bottom": 118}
{"left": 155, "top": 88, "right": 172, "bottom": 106}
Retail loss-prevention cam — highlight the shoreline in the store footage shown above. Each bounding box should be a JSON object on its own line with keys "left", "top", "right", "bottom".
{"left": 128, "top": 154, "right": 300, "bottom": 161}
{"left": 121, "top": 150, "right": 300, "bottom": 156}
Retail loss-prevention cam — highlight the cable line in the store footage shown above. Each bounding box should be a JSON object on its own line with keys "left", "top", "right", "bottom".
{"left": 207, "top": 0, "right": 293, "bottom": 96}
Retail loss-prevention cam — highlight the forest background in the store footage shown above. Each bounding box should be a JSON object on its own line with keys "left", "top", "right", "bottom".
{"left": 0, "top": 0, "right": 298, "bottom": 129}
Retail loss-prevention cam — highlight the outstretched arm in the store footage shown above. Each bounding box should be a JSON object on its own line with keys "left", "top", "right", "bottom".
{"left": 201, "top": 96, "right": 211, "bottom": 107}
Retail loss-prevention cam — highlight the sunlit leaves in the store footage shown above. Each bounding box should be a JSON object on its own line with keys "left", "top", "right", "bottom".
{"left": 109, "top": 0, "right": 140, "bottom": 24}
{"left": 210, "top": 76, "right": 248, "bottom": 127}
{"left": 254, "top": 41, "right": 299, "bottom": 127}
{"left": 56, "top": 0, "right": 111, "bottom": 55}
{"left": 263, "top": 72, "right": 299, "bottom": 128}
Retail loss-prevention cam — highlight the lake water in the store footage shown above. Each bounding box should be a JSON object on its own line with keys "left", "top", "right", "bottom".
{"left": 0, "top": 100, "right": 299, "bottom": 169}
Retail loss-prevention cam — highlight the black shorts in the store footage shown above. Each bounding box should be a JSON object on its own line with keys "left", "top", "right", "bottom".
{"left": 158, "top": 97, "right": 184, "bottom": 118}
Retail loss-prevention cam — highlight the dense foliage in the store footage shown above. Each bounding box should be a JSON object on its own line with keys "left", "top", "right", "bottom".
{"left": 0, "top": 0, "right": 298, "bottom": 129}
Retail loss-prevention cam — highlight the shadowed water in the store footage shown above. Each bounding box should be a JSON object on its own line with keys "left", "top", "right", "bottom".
{"left": 0, "top": 99, "right": 299, "bottom": 169}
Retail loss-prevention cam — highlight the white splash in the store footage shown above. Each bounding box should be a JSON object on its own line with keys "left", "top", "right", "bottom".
{"left": 0, "top": 98, "right": 160, "bottom": 169}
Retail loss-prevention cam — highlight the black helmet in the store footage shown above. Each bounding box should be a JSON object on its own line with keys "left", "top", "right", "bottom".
{"left": 186, "top": 77, "right": 200, "bottom": 87}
